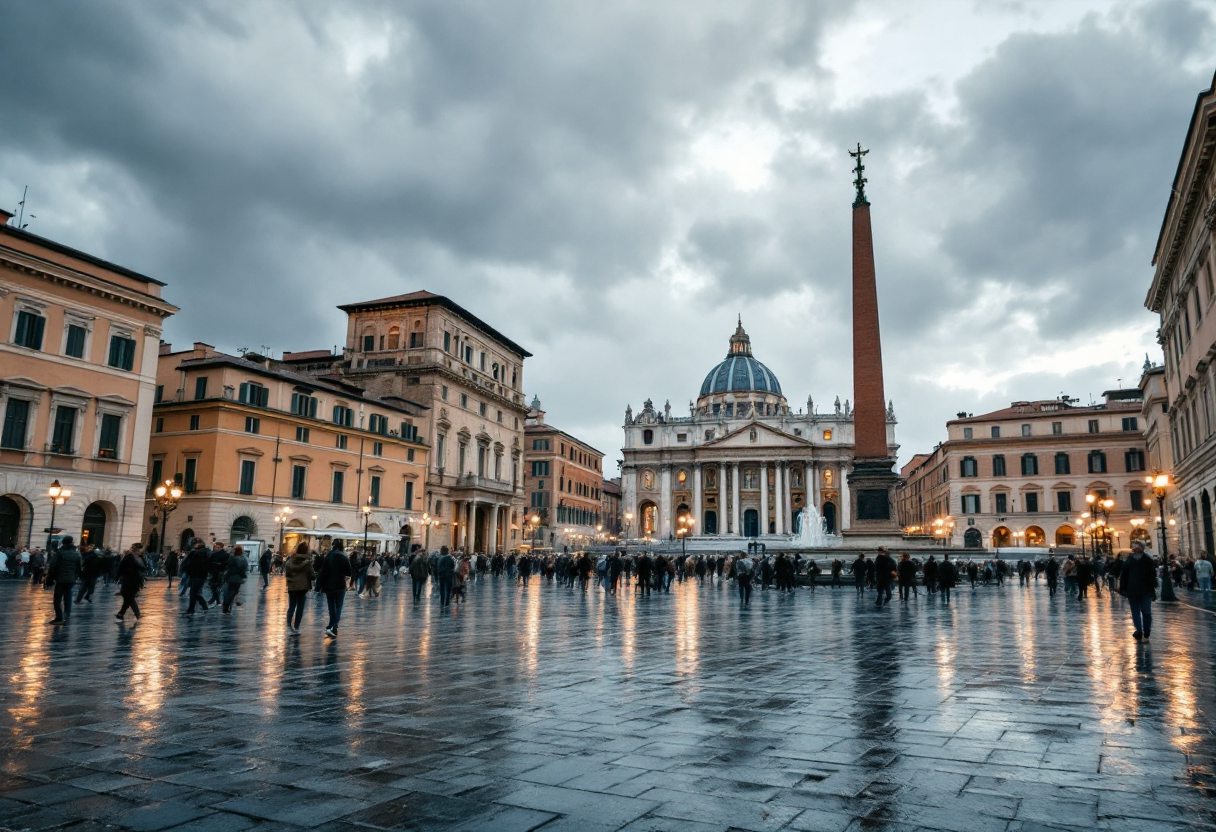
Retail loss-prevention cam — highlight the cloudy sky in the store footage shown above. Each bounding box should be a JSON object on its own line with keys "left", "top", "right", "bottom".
{"left": 3, "top": 1, "right": 1214, "bottom": 472}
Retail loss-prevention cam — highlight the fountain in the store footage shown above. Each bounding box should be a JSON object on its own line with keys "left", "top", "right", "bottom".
{"left": 791, "top": 505, "right": 841, "bottom": 548}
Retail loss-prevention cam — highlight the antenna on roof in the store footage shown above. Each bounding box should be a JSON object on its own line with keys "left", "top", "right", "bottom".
{"left": 15, "top": 186, "right": 36, "bottom": 229}
{"left": 237, "top": 347, "right": 250, "bottom": 357}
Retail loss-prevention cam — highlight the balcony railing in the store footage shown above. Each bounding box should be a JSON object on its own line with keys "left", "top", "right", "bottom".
{"left": 427, "top": 470, "right": 516, "bottom": 495}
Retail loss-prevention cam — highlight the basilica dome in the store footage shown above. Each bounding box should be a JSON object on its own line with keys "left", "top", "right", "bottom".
{"left": 698, "top": 319, "right": 783, "bottom": 398}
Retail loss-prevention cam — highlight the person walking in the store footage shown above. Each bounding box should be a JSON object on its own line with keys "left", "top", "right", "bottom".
{"left": 1045, "top": 556, "right": 1060, "bottom": 598}
{"left": 635, "top": 552, "right": 653, "bottom": 597}
{"left": 938, "top": 553, "right": 957, "bottom": 603}
{"left": 182, "top": 540, "right": 212, "bottom": 615}
{"left": 74, "top": 545, "right": 101, "bottom": 604}
{"left": 1195, "top": 553, "right": 1214, "bottom": 592}
{"left": 897, "top": 553, "right": 917, "bottom": 602}
{"left": 221, "top": 545, "right": 249, "bottom": 614}
{"left": 363, "top": 556, "right": 382, "bottom": 598}
{"left": 873, "top": 547, "right": 897, "bottom": 608}
{"left": 115, "top": 544, "right": 147, "bottom": 621}
{"left": 852, "top": 554, "right": 868, "bottom": 596}
{"left": 923, "top": 555, "right": 938, "bottom": 594}
{"left": 316, "top": 541, "right": 353, "bottom": 638}
{"left": 436, "top": 546, "right": 456, "bottom": 607}
{"left": 283, "top": 543, "right": 315, "bottom": 634}
{"left": 735, "top": 553, "right": 755, "bottom": 605}
{"left": 207, "top": 541, "right": 229, "bottom": 606}
{"left": 408, "top": 552, "right": 430, "bottom": 602}
{"left": 259, "top": 548, "right": 272, "bottom": 590}
{"left": 164, "top": 549, "right": 180, "bottom": 589}
{"left": 1119, "top": 542, "right": 1158, "bottom": 641}
{"left": 45, "top": 536, "right": 83, "bottom": 624}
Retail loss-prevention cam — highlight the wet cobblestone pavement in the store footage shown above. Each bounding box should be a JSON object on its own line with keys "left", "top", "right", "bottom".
{"left": 2, "top": 574, "right": 1215, "bottom": 831}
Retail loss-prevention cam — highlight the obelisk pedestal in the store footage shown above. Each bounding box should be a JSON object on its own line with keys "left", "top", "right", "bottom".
{"left": 844, "top": 145, "right": 902, "bottom": 541}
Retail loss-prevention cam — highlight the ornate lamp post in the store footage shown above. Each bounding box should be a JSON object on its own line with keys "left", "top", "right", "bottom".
{"left": 273, "top": 506, "right": 292, "bottom": 555}
{"left": 422, "top": 512, "right": 430, "bottom": 552}
{"left": 1147, "top": 472, "right": 1176, "bottom": 602}
{"left": 361, "top": 500, "right": 372, "bottom": 556}
{"left": 624, "top": 511, "right": 634, "bottom": 550}
{"left": 46, "top": 479, "right": 71, "bottom": 550}
{"left": 677, "top": 514, "right": 694, "bottom": 557}
{"left": 529, "top": 512, "right": 541, "bottom": 552}
{"left": 152, "top": 480, "right": 183, "bottom": 556}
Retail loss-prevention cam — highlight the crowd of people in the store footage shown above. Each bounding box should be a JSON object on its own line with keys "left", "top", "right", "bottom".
{"left": 4, "top": 534, "right": 1206, "bottom": 643}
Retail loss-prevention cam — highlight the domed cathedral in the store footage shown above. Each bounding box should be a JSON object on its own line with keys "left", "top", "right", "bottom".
{"left": 620, "top": 319, "right": 898, "bottom": 542}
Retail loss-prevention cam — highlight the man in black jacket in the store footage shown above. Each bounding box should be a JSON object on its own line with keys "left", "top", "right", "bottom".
{"left": 207, "top": 541, "right": 229, "bottom": 605}
{"left": 873, "top": 547, "right": 897, "bottom": 608}
{"left": 182, "top": 540, "right": 213, "bottom": 615}
{"left": 45, "top": 536, "right": 83, "bottom": 624}
{"left": 1119, "top": 542, "right": 1158, "bottom": 640}
{"left": 317, "top": 540, "right": 353, "bottom": 637}
{"left": 897, "top": 553, "right": 917, "bottom": 602}
{"left": 75, "top": 544, "right": 101, "bottom": 603}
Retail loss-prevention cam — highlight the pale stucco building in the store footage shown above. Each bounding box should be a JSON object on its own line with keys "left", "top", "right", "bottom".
{"left": 620, "top": 320, "right": 896, "bottom": 542}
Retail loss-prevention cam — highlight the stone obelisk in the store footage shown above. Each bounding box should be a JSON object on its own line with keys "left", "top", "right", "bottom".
{"left": 845, "top": 144, "right": 901, "bottom": 538}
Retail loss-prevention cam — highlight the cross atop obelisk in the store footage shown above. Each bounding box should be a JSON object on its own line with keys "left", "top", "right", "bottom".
{"left": 846, "top": 143, "right": 900, "bottom": 538}
{"left": 849, "top": 143, "right": 869, "bottom": 207}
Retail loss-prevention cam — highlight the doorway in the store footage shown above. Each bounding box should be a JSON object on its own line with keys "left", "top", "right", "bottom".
{"left": 743, "top": 509, "right": 759, "bottom": 538}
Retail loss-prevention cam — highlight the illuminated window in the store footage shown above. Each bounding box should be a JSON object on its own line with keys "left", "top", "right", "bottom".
{"left": 823, "top": 429, "right": 832, "bottom": 441}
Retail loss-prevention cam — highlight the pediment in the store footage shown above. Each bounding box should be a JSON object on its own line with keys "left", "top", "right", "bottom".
{"left": 702, "top": 421, "right": 812, "bottom": 449}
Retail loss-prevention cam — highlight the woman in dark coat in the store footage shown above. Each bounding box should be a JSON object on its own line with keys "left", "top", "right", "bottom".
{"left": 116, "top": 544, "right": 147, "bottom": 621}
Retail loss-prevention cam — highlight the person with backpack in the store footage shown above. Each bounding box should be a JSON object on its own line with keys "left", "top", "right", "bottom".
{"left": 221, "top": 545, "right": 249, "bottom": 614}
{"left": 283, "top": 543, "right": 315, "bottom": 634}
{"left": 735, "top": 553, "right": 755, "bottom": 605}
{"left": 316, "top": 540, "right": 353, "bottom": 638}
{"left": 45, "top": 536, "right": 83, "bottom": 624}
{"left": 408, "top": 551, "right": 430, "bottom": 602}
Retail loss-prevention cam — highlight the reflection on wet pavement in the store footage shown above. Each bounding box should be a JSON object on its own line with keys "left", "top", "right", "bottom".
{"left": 1, "top": 575, "right": 1214, "bottom": 831}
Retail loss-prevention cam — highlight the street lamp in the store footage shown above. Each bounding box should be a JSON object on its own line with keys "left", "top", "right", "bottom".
{"left": 529, "top": 512, "right": 541, "bottom": 552}
{"left": 624, "top": 511, "right": 634, "bottom": 545}
{"left": 677, "top": 515, "right": 694, "bottom": 557}
{"left": 273, "top": 506, "right": 292, "bottom": 556}
{"left": 46, "top": 479, "right": 72, "bottom": 550}
{"left": 152, "top": 479, "right": 183, "bottom": 556}
{"left": 362, "top": 500, "right": 372, "bottom": 556}
{"left": 311, "top": 514, "right": 318, "bottom": 530}
{"left": 1146, "top": 472, "right": 1176, "bottom": 602}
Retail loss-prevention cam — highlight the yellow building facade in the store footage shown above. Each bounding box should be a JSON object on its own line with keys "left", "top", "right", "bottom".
{"left": 0, "top": 211, "right": 177, "bottom": 550}
{"left": 143, "top": 343, "right": 428, "bottom": 554}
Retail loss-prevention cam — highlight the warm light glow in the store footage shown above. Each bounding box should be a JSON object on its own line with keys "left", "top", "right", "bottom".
{"left": 48, "top": 480, "right": 62, "bottom": 499}
{"left": 1085, "top": 493, "right": 1096, "bottom": 505}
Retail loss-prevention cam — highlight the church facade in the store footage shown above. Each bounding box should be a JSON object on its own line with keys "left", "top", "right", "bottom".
{"left": 620, "top": 321, "right": 897, "bottom": 542}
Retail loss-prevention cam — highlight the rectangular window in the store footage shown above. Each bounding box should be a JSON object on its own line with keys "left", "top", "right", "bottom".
{"left": 1052, "top": 421, "right": 1062, "bottom": 435}
{"left": 362, "top": 334, "right": 375, "bottom": 352}
{"left": 1088, "top": 419, "right": 1099, "bottom": 434}
{"left": 373, "top": 441, "right": 383, "bottom": 456}
{"left": 407, "top": 448, "right": 415, "bottom": 462}
{"left": 239, "top": 460, "right": 256, "bottom": 495}
{"left": 410, "top": 332, "right": 422, "bottom": 348}
{"left": 64, "top": 324, "right": 87, "bottom": 358}
{"left": 368, "top": 413, "right": 389, "bottom": 435}
{"left": 1, "top": 399, "right": 30, "bottom": 449}
{"left": 444, "top": 331, "right": 451, "bottom": 352}
{"left": 1055, "top": 453, "right": 1071, "bottom": 475}
{"left": 97, "top": 413, "right": 122, "bottom": 458}
{"left": 460, "top": 393, "right": 469, "bottom": 408}
{"left": 244, "top": 416, "right": 259, "bottom": 434}
{"left": 1057, "top": 491, "right": 1072, "bottom": 512}
{"left": 960, "top": 457, "right": 977, "bottom": 477}
{"left": 184, "top": 458, "right": 198, "bottom": 493}
{"left": 404, "top": 480, "right": 414, "bottom": 510}
{"left": 291, "top": 465, "right": 307, "bottom": 500}
{"left": 155, "top": 385, "right": 164, "bottom": 403}
{"left": 961, "top": 494, "right": 980, "bottom": 514}
{"left": 992, "top": 455, "right": 1006, "bottom": 477}
{"left": 962, "top": 427, "right": 973, "bottom": 439}
{"left": 194, "top": 377, "right": 208, "bottom": 400}
{"left": 990, "top": 426, "right": 1000, "bottom": 438}
{"left": 331, "top": 470, "right": 345, "bottom": 503}
{"left": 13, "top": 310, "right": 45, "bottom": 350}
{"left": 1021, "top": 424, "right": 1031, "bottom": 437}
{"left": 239, "top": 382, "right": 269, "bottom": 407}
{"left": 531, "top": 461, "right": 550, "bottom": 476}
{"left": 1025, "top": 493, "right": 1039, "bottom": 513}
{"left": 441, "top": 386, "right": 449, "bottom": 401}
{"left": 295, "top": 426, "right": 310, "bottom": 443}
{"left": 107, "top": 335, "right": 136, "bottom": 370}
{"left": 1088, "top": 451, "right": 1107, "bottom": 474}
{"left": 995, "top": 492, "right": 1008, "bottom": 514}
{"left": 291, "top": 392, "right": 318, "bottom": 418}
{"left": 332, "top": 405, "right": 353, "bottom": 427}
{"left": 1125, "top": 449, "right": 1145, "bottom": 472}
{"left": 154, "top": 417, "right": 164, "bottom": 434}
{"left": 150, "top": 459, "right": 163, "bottom": 488}
{"left": 1020, "top": 454, "right": 1038, "bottom": 476}
{"left": 369, "top": 475, "right": 381, "bottom": 506}
{"left": 1122, "top": 417, "right": 1139, "bottom": 432}
{"left": 189, "top": 414, "right": 200, "bottom": 431}
{"left": 1130, "top": 489, "right": 1144, "bottom": 511}
{"left": 532, "top": 438, "right": 550, "bottom": 451}
{"left": 336, "top": 434, "right": 348, "bottom": 450}
{"left": 465, "top": 345, "right": 473, "bottom": 364}
{"left": 479, "top": 402, "right": 487, "bottom": 417}
{"left": 497, "top": 410, "right": 503, "bottom": 424}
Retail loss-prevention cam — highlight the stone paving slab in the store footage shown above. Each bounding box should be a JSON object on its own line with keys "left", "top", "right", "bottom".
{"left": 1, "top": 575, "right": 1215, "bottom": 831}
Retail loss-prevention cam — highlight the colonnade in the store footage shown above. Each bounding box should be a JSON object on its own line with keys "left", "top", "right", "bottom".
{"left": 450, "top": 498, "right": 510, "bottom": 554}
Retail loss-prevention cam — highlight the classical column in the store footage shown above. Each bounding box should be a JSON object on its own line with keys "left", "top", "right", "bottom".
{"left": 840, "top": 472, "right": 851, "bottom": 534}
{"left": 659, "top": 465, "right": 673, "bottom": 540}
{"left": 807, "top": 461, "right": 818, "bottom": 517}
{"left": 466, "top": 500, "right": 476, "bottom": 551}
{"left": 760, "top": 464, "right": 770, "bottom": 536}
{"left": 774, "top": 463, "right": 785, "bottom": 535}
{"left": 487, "top": 505, "right": 498, "bottom": 555}
{"left": 731, "top": 462, "right": 741, "bottom": 536}
{"left": 692, "top": 464, "right": 703, "bottom": 537}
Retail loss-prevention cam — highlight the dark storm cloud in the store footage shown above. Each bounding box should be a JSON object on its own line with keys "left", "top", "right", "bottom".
{"left": 1, "top": 0, "right": 1213, "bottom": 464}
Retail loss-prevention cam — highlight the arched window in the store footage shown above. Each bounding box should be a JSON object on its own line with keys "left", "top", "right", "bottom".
{"left": 387, "top": 326, "right": 400, "bottom": 350}
{"left": 230, "top": 516, "right": 257, "bottom": 542}
{"left": 642, "top": 429, "right": 653, "bottom": 445}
